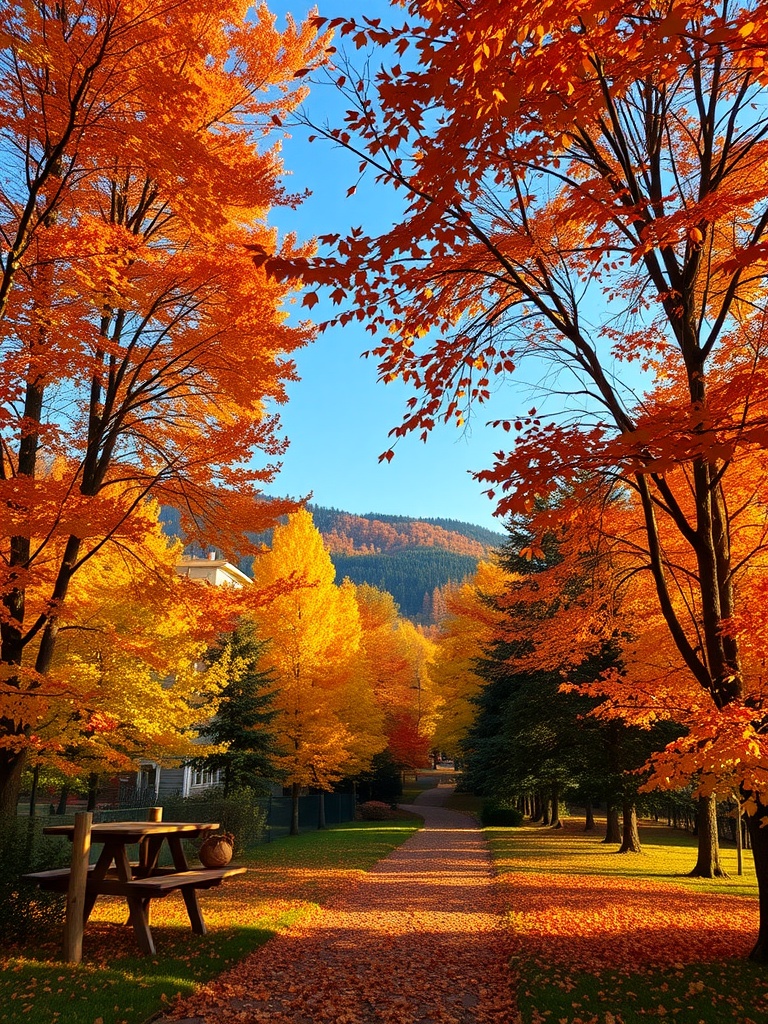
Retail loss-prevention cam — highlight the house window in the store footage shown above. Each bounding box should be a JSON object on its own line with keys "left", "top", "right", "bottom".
{"left": 190, "top": 768, "right": 222, "bottom": 788}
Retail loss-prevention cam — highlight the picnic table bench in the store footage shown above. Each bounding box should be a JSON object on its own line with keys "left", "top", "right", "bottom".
{"left": 22, "top": 814, "right": 246, "bottom": 958}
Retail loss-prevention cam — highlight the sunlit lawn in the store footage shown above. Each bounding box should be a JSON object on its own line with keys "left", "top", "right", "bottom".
{"left": 0, "top": 819, "right": 420, "bottom": 1024}
{"left": 492, "top": 815, "right": 767, "bottom": 1024}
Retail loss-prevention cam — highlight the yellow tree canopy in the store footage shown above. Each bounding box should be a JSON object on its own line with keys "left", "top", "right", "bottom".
{"left": 432, "top": 561, "right": 508, "bottom": 753}
{"left": 29, "top": 502, "right": 228, "bottom": 780}
{"left": 352, "top": 582, "right": 441, "bottom": 761}
{"left": 251, "top": 510, "right": 384, "bottom": 790}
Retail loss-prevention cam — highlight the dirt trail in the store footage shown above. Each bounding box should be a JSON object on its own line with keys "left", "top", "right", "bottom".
{"left": 161, "top": 785, "right": 515, "bottom": 1024}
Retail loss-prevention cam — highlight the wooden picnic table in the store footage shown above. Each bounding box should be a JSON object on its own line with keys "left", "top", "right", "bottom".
{"left": 23, "top": 819, "right": 246, "bottom": 955}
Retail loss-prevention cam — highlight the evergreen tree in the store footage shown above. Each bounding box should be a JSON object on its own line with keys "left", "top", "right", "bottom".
{"left": 193, "top": 620, "right": 281, "bottom": 796}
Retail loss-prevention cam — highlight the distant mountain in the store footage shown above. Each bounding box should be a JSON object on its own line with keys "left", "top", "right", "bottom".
{"left": 308, "top": 506, "right": 503, "bottom": 557}
{"left": 309, "top": 506, "right": 504, "bottom": 620}
{"left": 160, "top": 503, "right": 505, "bottom": 622}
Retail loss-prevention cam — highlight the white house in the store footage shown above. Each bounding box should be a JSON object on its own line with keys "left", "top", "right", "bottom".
{"left": 135, "top": 552, "right": 252, "bottom": 802}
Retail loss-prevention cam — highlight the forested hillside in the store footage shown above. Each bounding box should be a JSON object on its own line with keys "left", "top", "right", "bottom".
{"left": 160, "top": 504, "right": 504, "bottom": 622}
{"left": 308, "top": 506, "right": 503, "bottom": 555}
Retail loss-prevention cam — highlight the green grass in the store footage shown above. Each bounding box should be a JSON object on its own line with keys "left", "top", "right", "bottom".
{"left": 515, "top": 956, "right": 768, "bottom": 1024}
{"left": 0, "top": 819, "right": 420, "bottom": 1024}
{"left": 490, "top": 815, "right": 767, "bottom": 1024}
{"left": 489, "top": 816, "right": 757, "bottom": 897}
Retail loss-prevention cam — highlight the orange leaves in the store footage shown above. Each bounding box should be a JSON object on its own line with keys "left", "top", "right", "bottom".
{"left": 0, "top": 0, "right": 331, "bottom": 801}
{"left": 167, "top": 807, "right": 512, "bottom": 1024}
{"left": 498, "top": 822, "right": 758, "bottom": 971}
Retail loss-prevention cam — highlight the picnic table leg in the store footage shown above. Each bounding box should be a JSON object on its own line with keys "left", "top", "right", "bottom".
{"left": 83, "top": 842, "right": 118, "bottom": 924}
{"left": 112, "top": 843, "right": 158, "bottom": 951}
{"left": 167, "top": 835, "right": 207, "bottom": 935}
{"left": 125, "top": 897, "right": 156, "bottom": 955}
{"left": 63, "top": 811, "right": 92, "bottom": 963}
{"left": 139, "top": 807, "right": 163, "bottom": 926}
{"left": 139, "top": 807, "right": 163, "bottom": 871}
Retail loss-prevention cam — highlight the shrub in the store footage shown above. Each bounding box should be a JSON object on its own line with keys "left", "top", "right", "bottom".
{"left": 357, "top": 800, "right": 401, "bottom": 821}
{"left": 480, "top": 801, "right": 523, "bottom": 827}
{"left": 159, "top": 787, "right": 267, "bottom": 852}
{"left": 0, "top": 815, "right": 69, "bottom": 942}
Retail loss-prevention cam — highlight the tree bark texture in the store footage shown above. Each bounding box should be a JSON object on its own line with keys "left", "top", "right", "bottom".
{"left": 584, "top": 801, "right": 596, "bottom": 831}
{"left": 541, "top": 793, "right": 552, "bottom": 826}
{"left": 618, "top": 800, "right": 642, "bottom": 854}
{"left": 747, "top": 800, "right": 768, "bottom": 962}
{"left": 688, "top": 794, "right": 727, "bottom": 878}
{"left": 550, "top": 784, "right": 562, "bottom": 829}
{"left": 603, "top": 804, "right": 621, "bottom": 844}
{"left": 530, "top": 793, "right": 543, "bottom": 822}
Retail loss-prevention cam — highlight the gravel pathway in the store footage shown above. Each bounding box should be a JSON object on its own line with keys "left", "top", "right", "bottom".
{"left": 161, "top": 785, "right": 515, "bottom": 1024}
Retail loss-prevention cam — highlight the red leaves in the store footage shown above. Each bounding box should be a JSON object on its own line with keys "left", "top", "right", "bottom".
{"left": 499, "top": 820, "right": 758, "bottom": 971}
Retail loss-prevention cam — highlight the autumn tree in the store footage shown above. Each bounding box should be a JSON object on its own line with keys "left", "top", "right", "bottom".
{"left": 281, "top": 1, "right": 768, "bottom": 960}
{"left": 431, "top": 561, "right": 507, "bottom": 754}
{"left": 0, "top": 1, "right": 328, "bottom": 814}
{"left": 352, "top": 581, "right": 442, "bottom": 771}
{"left": 251, "top": 510, "right": 385, "bottom": 834}
{"left": 29, "top": 500, "right": 226, "bottom": 798}
{"left": 190, "top": 618, "right": 282, "bottom": 797}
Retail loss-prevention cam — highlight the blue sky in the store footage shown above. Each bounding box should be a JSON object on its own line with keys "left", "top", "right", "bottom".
{"left": 262, "top": 1, "right": 521, "bottom": 533}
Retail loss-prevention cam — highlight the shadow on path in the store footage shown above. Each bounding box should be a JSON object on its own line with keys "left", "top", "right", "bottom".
{"left": 161, "top": 785, "right": 515, "bottom": 1024}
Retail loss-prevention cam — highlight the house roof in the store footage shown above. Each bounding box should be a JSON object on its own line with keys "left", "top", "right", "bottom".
{"left": 176, "top": 556, "right": 252, "bottom": 589}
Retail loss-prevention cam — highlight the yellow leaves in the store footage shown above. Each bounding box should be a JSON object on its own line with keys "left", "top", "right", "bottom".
{"left": 31, "top": 498, "right": 218, "bottom": 772}
{"left": 251, "top": 510, "right": 385, "bottom": 788}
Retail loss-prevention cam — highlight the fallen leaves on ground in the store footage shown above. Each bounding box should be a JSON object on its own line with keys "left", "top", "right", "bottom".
{"left": 160, "top": 805, "right": 517, "bottom": 1024}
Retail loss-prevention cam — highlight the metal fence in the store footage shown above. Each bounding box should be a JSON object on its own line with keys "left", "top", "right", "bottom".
{"left": 25, "top": 791, "right": 357, "bottom": 838}
{"left": 262, "top": 793, "right": 356, "bottom": 840}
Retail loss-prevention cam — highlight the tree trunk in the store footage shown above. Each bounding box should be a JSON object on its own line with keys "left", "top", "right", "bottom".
{"left": 584, "top": 800, "right": 596, "bottom": 831}
{"left": 603, "top": 803, "right": 621, "bottom": 844}
{"left": 747, "top": 797, "right": 768, "bottom": 962}
{"left": 86, "top": 773, "right": 98, "bottom": 812}
{"left": 550, "top": 783, "right": 562, "bottom": 828}
{"left": 541, "top": 792, "right": 552, "bottom": 826}
{"left": 618, "top": 799, "right": 642, "bottom": 853}
{"left": 530, "top": 792, "right": 543, "bottom": 822}
{"left": 688, "top": 794, "right": 727, "bottom": 878}
{"left": 318, "top": 790, "right": 326, "bottom": 829}
{"left": 28, "top": 763, "right": 39, "bottom": 817}
{"left": 56, "top": 785, "right": 70, "bottom": 815}
{"left": 290, "top": 782, "right": 300, "bottom": 836}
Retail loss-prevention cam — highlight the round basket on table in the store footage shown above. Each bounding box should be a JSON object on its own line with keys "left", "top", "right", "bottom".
{"left": 199, "top": 832, "right": 235, "bottom": 868}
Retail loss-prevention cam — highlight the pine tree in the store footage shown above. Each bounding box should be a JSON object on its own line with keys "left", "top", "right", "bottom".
{"left": 192, "top": 620, "right": 281, "bottom": 796}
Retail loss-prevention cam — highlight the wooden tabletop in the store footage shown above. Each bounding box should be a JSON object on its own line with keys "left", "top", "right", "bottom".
{"left": 43, "top": 821, "right": 220, "bottom": 840}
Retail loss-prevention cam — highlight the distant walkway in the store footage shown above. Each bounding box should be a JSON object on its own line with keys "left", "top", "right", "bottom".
{"left": 163, "top": 786, "right": 515, "bottom": 1024}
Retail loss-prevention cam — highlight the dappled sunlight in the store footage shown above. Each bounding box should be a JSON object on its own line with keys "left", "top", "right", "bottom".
{"left": 491, "top": 817, "right": 757, "bottom": 891}
{"left": 162, "top": 803, "right": 515, "bottom": 1024}
{"left": 502, "top": 870, "right": 757, "bottom": 969}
